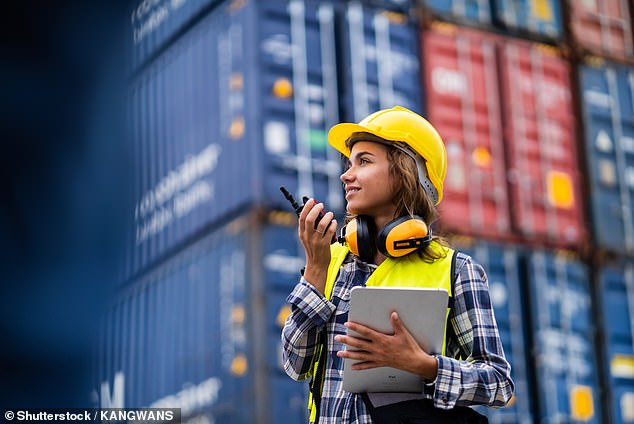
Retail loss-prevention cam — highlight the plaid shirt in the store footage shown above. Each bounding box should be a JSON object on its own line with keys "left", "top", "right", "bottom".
{"left": 281, "top": 251, "right": 514, "bottom": 424}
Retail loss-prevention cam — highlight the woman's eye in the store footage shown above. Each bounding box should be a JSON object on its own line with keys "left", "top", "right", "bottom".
{"left": 359, "top": 158, "right": 369, "bottom": 165}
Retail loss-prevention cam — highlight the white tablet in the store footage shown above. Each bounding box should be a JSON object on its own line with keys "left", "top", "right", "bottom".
{"left": 342, "top": 286, "right": 449, "bottom": 393}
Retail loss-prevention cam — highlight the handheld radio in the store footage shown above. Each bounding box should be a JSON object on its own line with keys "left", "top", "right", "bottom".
{"left": 279, "top": 186, "right": 330, "bottom": 231}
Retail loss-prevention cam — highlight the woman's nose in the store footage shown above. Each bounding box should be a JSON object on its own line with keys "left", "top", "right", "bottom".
{"left": 340, "top": 167, "right": 353, "bottom": 183}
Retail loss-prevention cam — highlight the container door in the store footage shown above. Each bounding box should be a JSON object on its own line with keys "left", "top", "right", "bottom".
{"left": 258, "top": 0, "right": 344, "bottom": 214}
{"left": 456, "top": 241, "right": 533, "bottom": 424}
{"left": 580, "top": 63, "right": 634, "bottom": 256}
{"left": 525, "top": 250, "right": 600, "bottom": 423}
{"left": 340, "top": 1, "right": 422, "bottom": 121}
{"left": 599, "top": 264, "right": 634, "bottom": 424}
{"left": 500, "top": 41, "right": 585, "bottom": 248}
{"left": 423, "top": 25, "right": 511, "bottom": 240}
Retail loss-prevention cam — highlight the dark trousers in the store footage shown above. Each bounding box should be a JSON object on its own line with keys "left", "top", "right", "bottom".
{"left": 361, "top": 395, "right": 488, "bottom": 424}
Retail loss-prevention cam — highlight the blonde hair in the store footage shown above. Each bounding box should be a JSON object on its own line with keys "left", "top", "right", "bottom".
{"left": 345, "top": 135, "right": 449, "bottom": 262}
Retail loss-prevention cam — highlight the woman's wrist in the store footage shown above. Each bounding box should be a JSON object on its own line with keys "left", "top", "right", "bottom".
{"left": 302, "top": 265, "right": 327, "bottom": 295}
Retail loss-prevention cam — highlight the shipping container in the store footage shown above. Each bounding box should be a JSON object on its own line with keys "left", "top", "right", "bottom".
{"left": 524, "top": 250, "right": 601, "bottom": 423}
{"left": 579, "top": 60, "right": 634, "bottom": 257}
{"left": 491, "top": 0, "right": 562, "bottom": 40}
{"left": 97, "top": 212, "right": 310, "bottom": 423}
{"left": 499, "top": 41, "right": 586, "bottom": 248}
{"left": 598, "top": 263, "right": 634, "bottom": 424}
{"left": 126, "top": 0, "right": 423, "bottom": 280}
{"left": 453, "top": 239, "right": 533, "bottom": 424}
{"left": 565, "top": 0, "right": 634, "bottom": 62}
{"left": 129, "top": 0, "right": 222, "bottom": 70}
{"left": 422, "top": 0, "right": 493, "bottom": 27}
{"left": 338, "top": 0, "right": 422, "bottom": 121}
{"left": 422, "top": 24, "right": 512, "bottom": 241}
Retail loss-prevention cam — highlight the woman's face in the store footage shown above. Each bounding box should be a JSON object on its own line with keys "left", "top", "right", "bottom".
{"left": 340, "top": 141, "right": 396, "bottom": 218}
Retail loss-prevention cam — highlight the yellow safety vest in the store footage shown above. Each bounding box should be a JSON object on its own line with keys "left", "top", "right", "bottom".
{"left": 308, "top": 241, "right": 455, "bottom": 423}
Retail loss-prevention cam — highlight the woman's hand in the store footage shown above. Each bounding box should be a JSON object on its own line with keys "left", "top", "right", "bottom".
{"left": 298, "top": 198, "right": 337, "bottom": 295}
{"left": 335, "top": 312, "right": 438, "bottom": 381}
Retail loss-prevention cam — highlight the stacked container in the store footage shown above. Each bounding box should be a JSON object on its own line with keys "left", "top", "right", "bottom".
{"left": 101, "top": 0, "right": 634, "bottom": 422}
{"left": 102, "top": 0, "right": 424, "bottom": 421}
{"left": 422, "top": 22, "right": 585, "bottom": 248}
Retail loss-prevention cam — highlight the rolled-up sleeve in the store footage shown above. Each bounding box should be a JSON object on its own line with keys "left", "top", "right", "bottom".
{"left": 431, "top": 255, "right": 515, "bottom": 409}
{"left": 281, "top": 277, "right": 336, "bottom": 381}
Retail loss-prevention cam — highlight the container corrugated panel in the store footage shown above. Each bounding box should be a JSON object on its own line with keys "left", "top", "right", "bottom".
{"left": 567, "top": 0, "right": 634, "bottom": 62}
{"left": 499, "top": 41, "right": 586, "bottom": 248}
{"left": 128, "top": 0, "right": 354, "bottom": 279}
{"left": 129, "top": 0, "right": 221, "bottom": 70}
{"left": 579, "top": 61, "right": 634, "bottom": 256}
{"left": 453, "top": 239, "right": 533, "bottom": 424}
{"left": 422, "top": 24, "right": 512, "bottom": 240}
{"left": 422, "top": 0, "right": 493, "bottom": 27}
{"left": 98, "top": 213, "right": 309, "bottom": 423}
{"left": 525, "top": 250, "right": 600, "bottom": 423}
{"left": 491, "top": 0, "right": 562, "bottom": 40}
{"left": 339, "top": 1, "right": 422, "bottom": 122}
{"left": 97, "top": 220, "right": 252, "bottom": 421}
{"left": 598, "top": 263, "right": 634, "bottom": 424}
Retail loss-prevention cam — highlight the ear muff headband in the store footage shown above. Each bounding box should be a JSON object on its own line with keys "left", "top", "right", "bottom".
{"left": 377, "top": 215, "right": 431, "bottom": 258}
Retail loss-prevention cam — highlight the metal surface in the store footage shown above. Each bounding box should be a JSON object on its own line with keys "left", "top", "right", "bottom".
{"left": 525, "top": 250, "right": 600, "bottom": 423}
{"left": 97, "top": 213, "right": 309, "bottom": 423}
{"left": 423, "top": 25, "right": 511, "bottom": 241}
{"left": 580, "top": 61, "right": 634, "bottom": 256}
{"left": 455, "top": 240, "right": 533, "bottom": 424}
{"left": 499, "top": 40, "right": 585, "bottom": 248}
{"left": 598, "top": 263, "right": 634, "bottom": 424}
{"left": 491, "top": 0, "right": 562, "bottom": 39}
{"left": 567, "top": 0, "right": 634, "bottom": 61}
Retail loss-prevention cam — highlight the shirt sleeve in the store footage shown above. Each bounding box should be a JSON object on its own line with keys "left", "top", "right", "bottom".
{"left": 430, "top": 254, "right": 515, "bottom": 409}
{"left": 281, "top": 277, "right": 336, "bottom": 381}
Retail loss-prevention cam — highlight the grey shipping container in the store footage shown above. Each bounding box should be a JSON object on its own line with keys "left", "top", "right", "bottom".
{"left": 97, "top": 211, "right": 310, "bottom": 423}
{"left": 579, "top": 60, "right": 634, "bottom": 257}
{"left": 124, "top": 0, "right": 424, "bottom": 281}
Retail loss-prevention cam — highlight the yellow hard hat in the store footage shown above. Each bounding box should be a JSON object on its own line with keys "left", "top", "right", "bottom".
{"left": 328, "top": 106, "right": 447, "bottom": 204}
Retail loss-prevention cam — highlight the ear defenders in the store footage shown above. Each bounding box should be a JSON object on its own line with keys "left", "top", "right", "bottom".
{"left": 338, "top": 215, "right": 432, "bottom": 263}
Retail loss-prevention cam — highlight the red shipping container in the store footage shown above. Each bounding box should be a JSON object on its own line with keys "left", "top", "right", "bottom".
{"left": 567, "top": 0, "right": 634, "bottom": 61}
{"left": 422, "top": 24, "right": 512, "bottom": 241}
{"left": 498, "top": 41, "right": 586, "bottom": 247}
{"left": 422, "top": 23, "right": 586, "bottom": 248}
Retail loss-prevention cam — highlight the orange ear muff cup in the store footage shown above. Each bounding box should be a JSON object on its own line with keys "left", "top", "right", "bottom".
{"left": 339, "top": 216, "right": 376, "bottom": 263}
{"left": 343, "top": 219, "right": 360, "bottom": 257}
{"left": 377, "top": 216, "right": 430, "bottom": 258}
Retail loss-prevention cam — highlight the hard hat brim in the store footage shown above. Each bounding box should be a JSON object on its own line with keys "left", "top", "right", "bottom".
{"left": 327, "top": 122, "right": 385, "bottom": 157}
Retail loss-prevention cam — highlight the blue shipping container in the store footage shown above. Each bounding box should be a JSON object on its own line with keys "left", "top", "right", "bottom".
{"left": 598, "top": 264, "right": 634, "bottom": 424}
{"left": 580, "top": 61, "right": 634, "bottom": 257}
{"left": 98, "top": 212, "right": 309, "bottom": 423}
{"left": 491, "top": 0, "right": 562, "bottom": 40}
{"left": 126, "top": 0, "right": 423, "bottom": 280}
{"left": 422, "top": 0, "right": 492, "bottom": 27}
{"left": 455, "top": 240, "right": 533, "bottom": 424}
{"left": 128, "top": 0, "right": 221, "bottom": 70}
{"left": 339, "top": 1, "right": 422, "bottom": 121}
{"left": 525, "top": 250, "right": 600, "bottom": 423}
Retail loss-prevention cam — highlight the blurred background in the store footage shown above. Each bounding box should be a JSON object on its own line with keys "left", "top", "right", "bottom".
{"left": 3, "top": 0, "right": 634, "bottom": 423}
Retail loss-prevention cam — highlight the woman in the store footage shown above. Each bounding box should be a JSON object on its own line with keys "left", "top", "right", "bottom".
{"left": 281, "top": 106, "right": 513, "bottom": 423}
